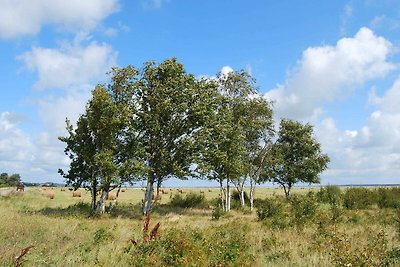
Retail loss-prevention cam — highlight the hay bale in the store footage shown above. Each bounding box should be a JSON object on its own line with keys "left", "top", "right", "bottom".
{"left": 107, "top": 192, "right": 116, "bottom": 201}
{"left": 46, "top": 191, "right": 55, "bottom": 199}
{"left": 60, "top": 188, "right": 66, "bottom": 192}
{"left": 72, "top": 190, "right": 81, "bottom": 197}
{"left": 121, "top": 188, "right": 126, "bottom": 192}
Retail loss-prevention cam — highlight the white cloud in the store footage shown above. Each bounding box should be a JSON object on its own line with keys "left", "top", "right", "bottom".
{"left": 0, "top": 0, "right": 119, "bottom": 39}
{"left": 19, "top": 41, "right": 117, "bottom": 89}
{"left": 142, "top": 0, "right": 170, "bottom": 9}
{"left": 265, "top": 27, "right": 396, "bottom": 121}
{"left": 314, "top": 76, "right": 400, "bottom": 184}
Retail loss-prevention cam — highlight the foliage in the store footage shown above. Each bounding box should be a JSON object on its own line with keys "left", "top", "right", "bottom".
{"left": 169, "top": 192, "right": 207, "bottom": 209}
{"left": 376, "top": 187, "right": 400, "bottom": 209}
{"left": 343, "top": 187, "right": 376, "bottom": 210}
{"left": 317, "top": 185, "right": 343, "bottom": 205}
{"left": 329, "top": 230, "right": 388, "bottom": 267}
{"left": 126, "top": 222, "right": 255, "bottom": 267}
{"left": 257, "top": 198, "right": 284, "bottom": 220}
{"left": 0, "top": 172, "right": 21, "bottom": 187}
{"left": 262, "top": 119, "right": 330, "bottom": 199}
{"left": 290, "top": 193, "right": 319, "bottom": 228}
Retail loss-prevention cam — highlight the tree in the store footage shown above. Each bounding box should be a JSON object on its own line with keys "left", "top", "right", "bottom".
{"left": 262, "top": 119, "right": 330, "bottom": 199}
{"left": 241, "top": 97, "right": 274, "bottom": 211}
{"left": 59, "top": 85, "right": 136, "bottom": 213}
{"left": 198, "top": 70, "right": 262, "bottom": 212}
{"left": 0, "top": 173, "right": 21, "bottom": 187}
{"left": 132, "top": 59, "right": 219, "bottom": 214}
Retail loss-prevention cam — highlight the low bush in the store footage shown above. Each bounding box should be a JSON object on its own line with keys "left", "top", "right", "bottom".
{"left": 125, "top": 222, "right": 255, "bottom": 267}
{"left": 343, "top": 187, "right": 376, "bottom": 210}
{"left": 376, "top": 187, "right": 400, "bottom": 209}
{"left": 290, "top": 193, "right": 318, "bottom": 228}
{"left": 317, "top": 185, "right": 342, "bottom": 205}
{"left": 169, "top": 192, "right": 207, "bottom": 209}
{"left": 257, "top": 198, "right": 283, "bottom": 221}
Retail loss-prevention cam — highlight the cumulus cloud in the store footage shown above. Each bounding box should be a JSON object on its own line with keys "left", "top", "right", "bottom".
{"left": 265, "top": 27, "right": 396, "bottom": 121}
{"left": 314, "top": 76, "right": 400, "bottom": 184}
{"left": 0, "top": 0, "right": 119, "bottom": 39}
{"left": 19, "top": 41, "right": 117, "bottom": 90}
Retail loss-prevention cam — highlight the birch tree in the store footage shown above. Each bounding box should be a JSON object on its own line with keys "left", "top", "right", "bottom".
{"left": 262, "top": 119, "right": 330, "bottom": 199}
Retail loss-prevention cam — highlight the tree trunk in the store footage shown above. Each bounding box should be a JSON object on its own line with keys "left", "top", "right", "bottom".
{"left": 96, "top": 189, "right": 108, "bottom": 214}
{"left": 116, "top": 182, "right": 122, "bottom": 199}
{"left": 283, "top": 184, "right": 292, "bottom": 200}
{"left": 250, "top": 178, "right": 255, "bottom": 212}
{"left": 219, "top": 179, "right": 225, "bottom": 211}
{"left": 91, "top": 179, "right": 97, "bottom": 211}
{"left": 143, "top": 178, "right": 154, "bottom": 215}
{"left": 240, "top": 190, "right": 245, "bottom": 207}
{"left": 226, "top": 178, "right": 231, "bottom": 212}
{"left": 155, "top": 178, "right": 162, "bottom": 202}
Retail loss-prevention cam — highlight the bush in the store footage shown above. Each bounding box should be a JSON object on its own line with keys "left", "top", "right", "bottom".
{"left": 343, "top": 187, "right": 376, "bottom": 210}
{"left": 290, "top": 193, "right": 318, "bottom": 228}
{"left": 257, "top": 198, "right": 283, "bottom": 221}
{"left": 317, "top": 185, "right": 342, "bottom": 205}
{"left": 126, "top": 223, "right": 255, "bottom": 267}
{"left": 376, "top": 187, "right": 400, "bottom": 209}
{"left": 169, "top": 192, "right": 207, "bottom": 209}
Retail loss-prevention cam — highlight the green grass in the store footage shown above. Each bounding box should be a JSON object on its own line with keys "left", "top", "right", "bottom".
{"left": 0, "top": 186, "right": 399, "bottom": 266}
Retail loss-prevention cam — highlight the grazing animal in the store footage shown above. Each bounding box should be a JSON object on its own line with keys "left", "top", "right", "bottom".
{"left": 72, "top": 190, "right": 81, "bottom": 197}
{"left": 107, "top": 192, "right": 116, "bottom": 201}
{"left": 177, "top": 189, "right": 184, "bottom": 194}
{"left": 16, "top": 183, "right": 24, "bottom": 192}
{"left": 200, "top": 190, "right": 205, "bottom": 194}
{"left": 60, "top": 188, "right": 66, "bottom": 192}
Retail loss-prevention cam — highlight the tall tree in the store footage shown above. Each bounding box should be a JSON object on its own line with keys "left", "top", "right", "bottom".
{"left": 198, "top": 69, "right": 261, "bottom": 211}
{"left": 59, "top": 85, "right": 133, "bottom": 213}
{"left": 262, "top": 119, "right": 330, "bottom": 199}
{"left": 241, "top": 97, "right": 274, "bottom": 210}
{"left": 133, "top": 59, "right": 219, "bottom": 214}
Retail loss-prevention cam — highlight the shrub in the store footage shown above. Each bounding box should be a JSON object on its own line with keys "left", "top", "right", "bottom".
{"left": 290, "top": 193, "right": 318, "bottom": 228}
{"left": 169, "top": 192, "right": 207, "bottom": 208}
{"left": 329, "top": 230, "right": 388, "bottom": 267}
{"left": 317, "top": 185, "right": 342, "bottom": 205}
{"left": 343, "top": 187, "right": 376, "bottom": 209}
{"left": 376, "top": 187, "right": 400, "bottom": 209}
{"left": 126, "top": 223, "right": 255, "bottom": 267}
{"left": 212, "top": 206, "right": 223, "bottom": 220}
{"left": 257, "top": 198, "right": 283, "bottom": 221}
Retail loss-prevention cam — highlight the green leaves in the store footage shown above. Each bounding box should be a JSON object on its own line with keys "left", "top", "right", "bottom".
{"left": 262, "top": 119, "right": 330, "bottom": 198}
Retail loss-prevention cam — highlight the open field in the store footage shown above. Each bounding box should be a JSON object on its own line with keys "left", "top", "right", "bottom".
{"left": 1, "top": 186, "right": 400, "bottom": 266}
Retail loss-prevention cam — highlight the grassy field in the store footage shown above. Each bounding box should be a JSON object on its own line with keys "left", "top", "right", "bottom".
{"left": 0, "top": 186, "right": 399, "bottom": 266}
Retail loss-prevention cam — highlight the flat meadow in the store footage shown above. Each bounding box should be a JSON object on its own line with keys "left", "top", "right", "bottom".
{"left": 0, "top": 186, "right": 399, "bottom": 266}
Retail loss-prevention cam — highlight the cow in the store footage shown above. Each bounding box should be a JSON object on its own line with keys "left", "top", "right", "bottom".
{"left": 16, "top": 183, "right": 24, "bottom": 192}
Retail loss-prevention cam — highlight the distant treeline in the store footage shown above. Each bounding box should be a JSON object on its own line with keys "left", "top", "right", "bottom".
{"left": 0, "top": 173, "right": 21, "bottom": 187}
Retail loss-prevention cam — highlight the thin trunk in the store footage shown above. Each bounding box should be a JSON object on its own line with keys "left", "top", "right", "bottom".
{"left": 155, "top": 178, "right": 162, "bottom": 202}
{"left": 91, "top": 178, "right": 97, "bottom": 211}
{"left": 143, "top": 178, "right": 154, "bottom": 215}
{"left": 226, "top": 178, "right": 231, "bottom": 212}
{"left": 219, "top": 179, "right": 225, "bottom": 211}
{"left": 115, "top": 182, "right": 122, "bottom": 199}
{"left": 250, "top": 178, "right": 255, "bottom": 212}
{"left": 96, "top": 189, "right": 108, "bottom": 214}
{"left": 240, "top": 190, "right": 245, "bottom": 207}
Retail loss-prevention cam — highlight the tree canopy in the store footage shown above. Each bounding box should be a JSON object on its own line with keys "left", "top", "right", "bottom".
{"left": 262, "top": 119, "right": 330, "bottom": 199}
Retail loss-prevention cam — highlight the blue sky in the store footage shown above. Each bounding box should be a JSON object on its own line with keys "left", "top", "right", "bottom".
{"left": 1, "top": 0, "right": 400, "bottom": 185}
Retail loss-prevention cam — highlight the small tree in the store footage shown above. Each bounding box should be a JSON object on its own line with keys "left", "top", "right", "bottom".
{"left": 262, "top": 119, "right": 329, "bottom": 199}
